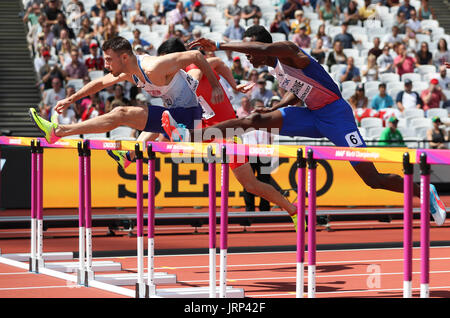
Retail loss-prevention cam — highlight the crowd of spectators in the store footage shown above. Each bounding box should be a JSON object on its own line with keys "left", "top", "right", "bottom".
{"left": 22, "top": 0, "right": 450, "bottom": 146}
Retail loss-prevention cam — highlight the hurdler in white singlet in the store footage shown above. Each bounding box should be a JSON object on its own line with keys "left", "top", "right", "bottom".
{"left": 132, "top": 54, "right": 200, "bottom": 108}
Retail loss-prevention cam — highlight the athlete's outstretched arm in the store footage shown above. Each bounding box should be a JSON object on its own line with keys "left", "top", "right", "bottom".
{"left": 189, "top": 38, "right": 310, "bottom": 68}
{"left": 253, "top": 91, "right": 300, "bottom": 113}
{"left": 54, "top": 72, "right": 130, "bottom": 113}
{"left": 206, "top": 57, "right": 255, "bottom": 93}
{"left": 207, "top": 57, "right": 238, "bottom": 89}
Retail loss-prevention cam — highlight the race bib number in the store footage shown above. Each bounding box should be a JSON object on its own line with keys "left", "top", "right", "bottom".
{"left": 345, "top": 131, "right": 364, "bottom": 147}
{"left": 198, "top": 96, "right": 215, "bottom": 120}
{"left": 279, "top": 74, "right": 313, "bottom": 101}
{"left": 180, "top": 70, "right": 199, "bottom": 93}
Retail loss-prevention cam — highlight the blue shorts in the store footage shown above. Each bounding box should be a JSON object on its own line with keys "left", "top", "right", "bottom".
{"left": 279, "top": 98, "right": 366, "bottom": 166}
{"left": 144, "top": 106, "right": 202, "bottom": 138}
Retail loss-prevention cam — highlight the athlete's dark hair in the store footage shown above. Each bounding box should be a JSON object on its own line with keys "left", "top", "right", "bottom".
{"left": 102, "top": 36, "right": 133, "bottom": 55}
{"left": 243, "top": 25, "right": 273, "bottom": 44}
{"left": 157, "top": 38, "right": 187, "bottom": 55}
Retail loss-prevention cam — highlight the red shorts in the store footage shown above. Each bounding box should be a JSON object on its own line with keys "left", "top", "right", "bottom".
{"left": 185, "top": 64, "right": 247, "bottom": 170}
{"left": 213, "top": 138, "right": 248, "bottom": 171}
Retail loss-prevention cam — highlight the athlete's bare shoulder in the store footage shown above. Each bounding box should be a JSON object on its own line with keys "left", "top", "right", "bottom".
{"left": 138, "top": 55, "right": 158, "bottom": 72}
{"left": 137, "top": 54, "right": 169, "bottom": 85}
{"left": 277, "top": 41, "right": 310, "bottom": 69}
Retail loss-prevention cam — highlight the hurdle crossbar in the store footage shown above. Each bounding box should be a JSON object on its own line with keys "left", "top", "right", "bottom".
{"left": 1, "top": 136, "right": 449, "bottom": 298}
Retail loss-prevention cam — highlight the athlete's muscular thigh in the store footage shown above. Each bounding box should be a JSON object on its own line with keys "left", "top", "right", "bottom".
{"left": 111, "top": 105, "right": 148, "bottom": 131}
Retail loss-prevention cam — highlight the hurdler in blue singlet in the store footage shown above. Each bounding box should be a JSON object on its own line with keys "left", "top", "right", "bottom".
{"left": 269, "top": 49, "right": 367, "bottom": 164}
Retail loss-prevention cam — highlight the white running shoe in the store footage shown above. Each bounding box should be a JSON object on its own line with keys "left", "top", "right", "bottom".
{"left": 161, "top": 110, "right": 190, "bottom": 142}
{"left": 429, "top": 184, "right": 446, "bottom": 226}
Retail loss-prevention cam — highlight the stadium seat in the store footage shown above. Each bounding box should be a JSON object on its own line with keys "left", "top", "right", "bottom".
{"left": 328, "top": 26, "right": 341, "bottom": 38}
{"left": 367, "top": 28, "right": 387, "bottom": 42}
{"left": 119, "top": 30, "right": 133, "bottom": 40}
{"left": 150, "top": 24, "right": 167, "bottom": 35}
{"left": 341, "top": 88, "right": 355, "bottom": 100}
{"left": 398, "top": 126, "right": 415, "bottom": 137}
{"left": 386, "top": 81, "right": 405, "bottom": 91}
{"left": 431, "top": 27, "right": 446, "bottom": 41}
{"left": 343, "top": 48, "right": 359, "bottom": 59}
{"left": 390, "top": 5, "right": 399, "bottom": 15}
{"left": 374, "top": 7, "right": 389, "bottom": 20}
{"left": 403, "top": 108, "right": 425, "bottom": 119}
{"left": 134, "top": 24, "right": 151, "bottom": 34}
{"left": 341, "top": 81, "right": 357, "bottom": 91}
{"left": 416, "top": 34, "right": 431, "bottom": 44}
{"left": 414, "top": 126, "right": 430, "bottom": 140}
{"left": 364, "top": 81, "right": 382, "bottom": 91}
{"left": 417, "top": 65, "right": 437, "bottom": 76}
{"left": 443, "top": 89, "right": 450, "bottom": 100}
{"left": 360, "top": 117, "right": 383, "bottom": 129}
{"left": 271, "top": 32, "right": 286, "bottom": 42}
{"left": 426, "top": 108, "right": 448, "bottom": 119}
{"left": 331, "top": 64, "right": 347, "bottom": 74}
{"left": 321, "top": 64, "right": 329, "bottom": 72}
{"left": 421, "top": 19, "right": 439, "bottom": 30}
{"left": 412, "top": 81, "right": 429, "bottom": 93}
{"left": 89, "top": 70, "right": 104, "bottom": 81}
{"left": 388, "top": 88, "right": 402, "bottom": 101}
{"left": 382, "top": 16, "right": 395, "bottom": 29}
{"left": 206, "top": 32, "right": 224, "bottom": 42}
{"left": 422, "top": 72, "right": 440, "bottom": 82}
{"left": 67, "top": 79, "right": 83, "bottom": 91}
{"left": 106, "top": 10, "right": 116, "bottom": 21}
{"left": 380, "top": 73, "right": 400, "bottom": 83}
{"left": 348, "top": 26, "right": 366, "bottom": 35}
{"left": 366, "top": 126, "right": 385, "bottom": 138}
{"left": 365, "top": 88, "right": 379, "bottom": 100}
{"left": 410, "top": 117, "right": 432, "bottom": 128}
{"left": 358, "top": 127, "right": 367, "bottom": 139}
{"left": 401, "top": 73, "right": 421, "bottom": 83}
{"left": 304, "top": 12, "right": 319, "bottom": 20}
{"left": 364, "top": 19, "right": 382, "bottom": 29}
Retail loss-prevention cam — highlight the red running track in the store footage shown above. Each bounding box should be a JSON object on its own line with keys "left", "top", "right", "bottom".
{"left": 1, "top": 246, "right": 450, "bottom": 298}
{"left": 0, "top": 216, "right": 449, "bottom": 298}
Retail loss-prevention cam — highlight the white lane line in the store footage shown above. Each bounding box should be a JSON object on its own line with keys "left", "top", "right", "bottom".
{"left": 177, "top": 270, "right": 450, "bottom": 284}
{"left": 0, "top": 285, "right": 76, "bottom": 291}
{"left": 117, "top": 256, "right": 450, "bottom": 272}
{"left": 251, "top": 285, "right": 450, "bottom": 297}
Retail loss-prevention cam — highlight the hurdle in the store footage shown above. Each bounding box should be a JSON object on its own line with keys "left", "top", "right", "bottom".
{"left": 207, "top": 145, "right": 217, "bottom": 298}
{"left": 402, "top": 152, "right": 413, "bottom": 298}
{"left": 414, "top": 148, "right": 450, "bottom": 298}
{"left": 30, "top": 139, "right": 122, "bottom": 276}
{"left": 2, "top": 139, "right": 72, "bottom": 266}
{"left": 72, "top": 141, "right": 176, "bottom": 288}
{"left": 297, "top": 145, "right": 447, "bottom": 298}
{"left": 0, "top": 138, "right": 124, "bottom": 273}
{"left": 295, "top": 148, "right": 306, "bottom": 298}
{"left": 138, "top": 142, "right": 244, "bottom": 298}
